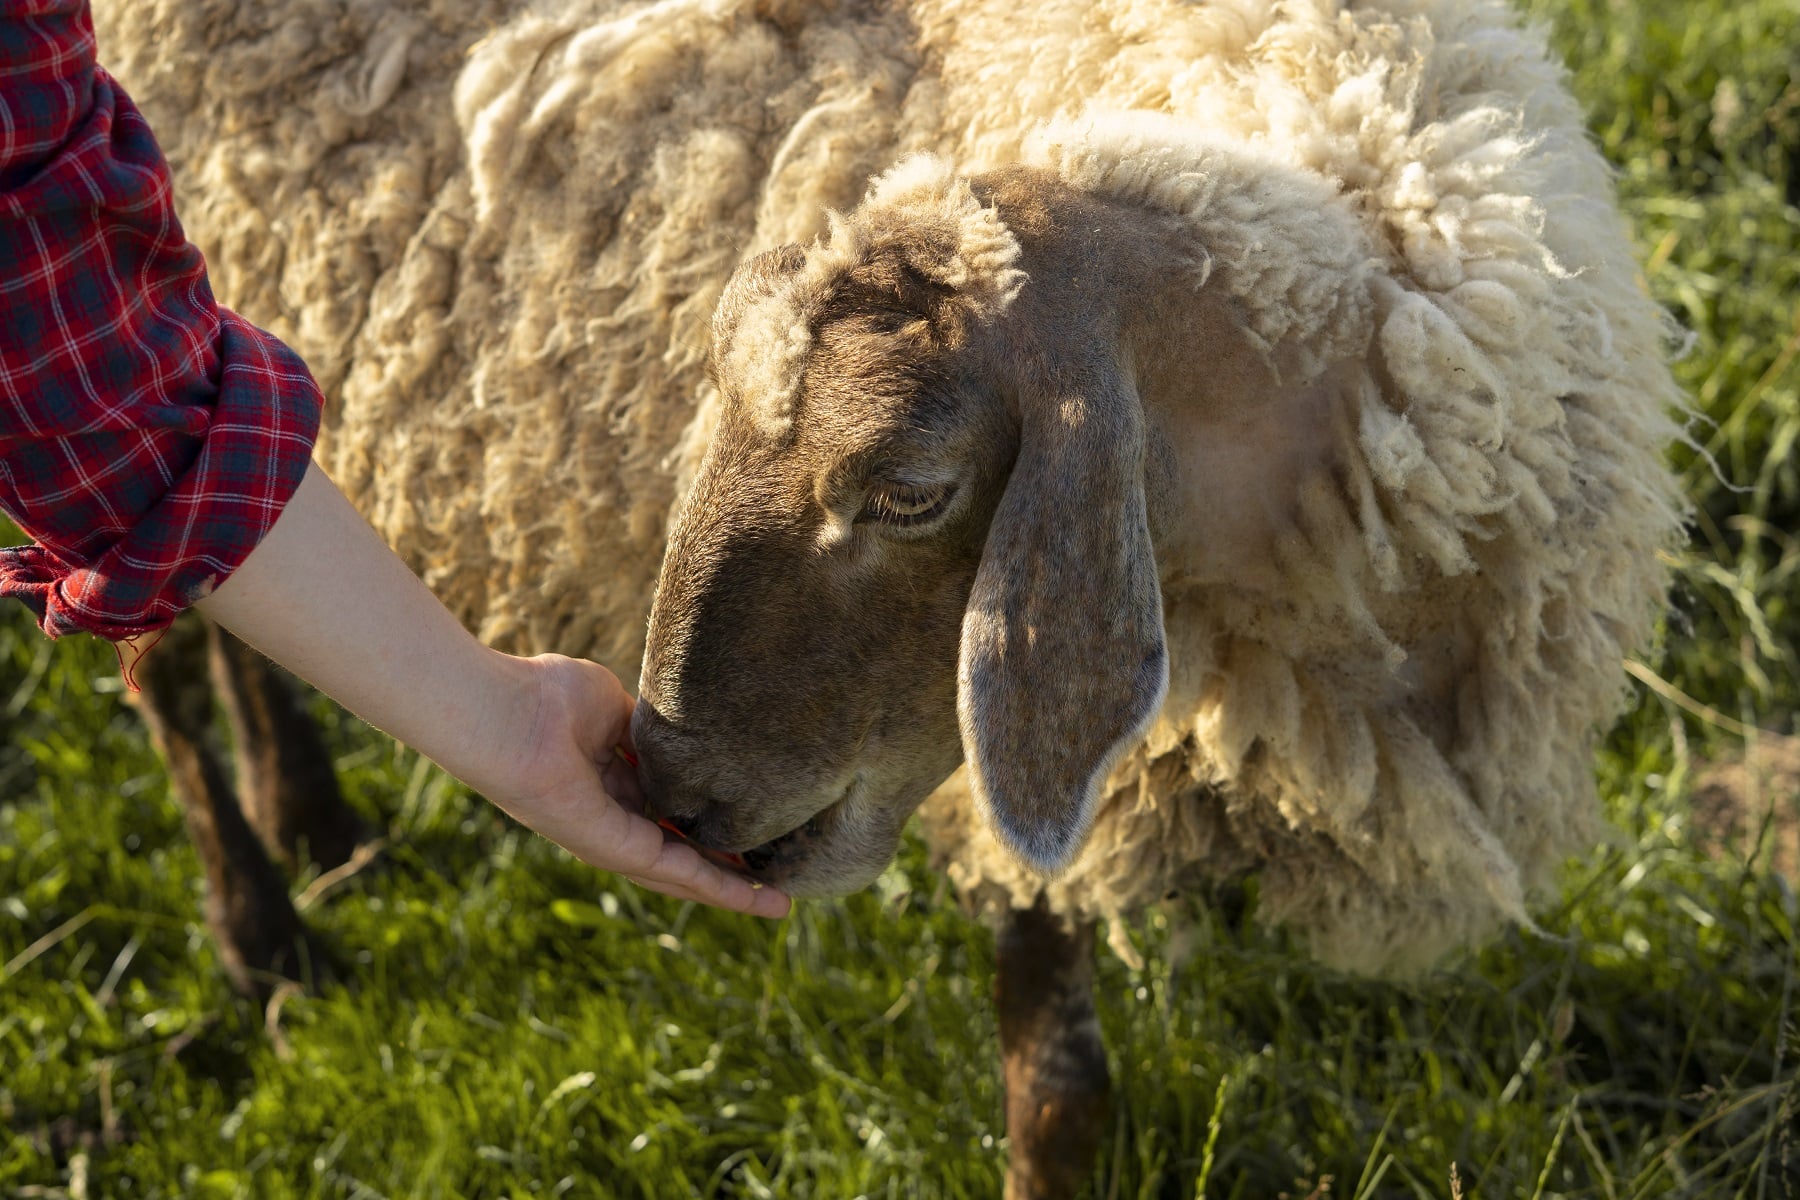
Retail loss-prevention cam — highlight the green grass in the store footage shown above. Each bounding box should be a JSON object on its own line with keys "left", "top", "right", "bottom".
{"left": 4, "top": 0, "right": 1798, "bottom": 1195}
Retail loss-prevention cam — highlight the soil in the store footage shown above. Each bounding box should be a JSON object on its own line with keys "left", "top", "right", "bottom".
{"left": 1689, "top": 732, "right": 1800, "bottom": 882}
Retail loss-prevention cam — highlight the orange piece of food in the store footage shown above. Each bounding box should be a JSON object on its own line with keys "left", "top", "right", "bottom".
{"left": 656, "top": 817, "right": 748, "bottom": 870}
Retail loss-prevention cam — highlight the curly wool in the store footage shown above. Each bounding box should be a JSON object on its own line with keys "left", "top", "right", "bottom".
{"left": 95, "top": 0, "right": 1685, "bottom": 974}
{"left": 913, "top": 2, "right": 1686, "bottom": 972}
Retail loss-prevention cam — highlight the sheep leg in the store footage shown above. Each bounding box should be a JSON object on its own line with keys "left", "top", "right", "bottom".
{"left": 996, "top": 900, "right": 1110, "bottom": 1200}
{"left": 206, "top": 623, "right": 366, "bottom": 872}
{"left": 133, "top": 616, "right": 306, "bottom": 995}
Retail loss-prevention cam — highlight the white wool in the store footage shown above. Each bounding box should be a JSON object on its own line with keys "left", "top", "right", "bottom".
{"left": 724, "top": 288, "right": 816, "bottom": 437}
{"left": 717, "top": 155, "right": 1027, "bottom": 436}
{"left": 95, "top": 0, "right": 1686, "bottom": 976}
{"left": 863, "top": 156, "right": 1029, "bottom": 316}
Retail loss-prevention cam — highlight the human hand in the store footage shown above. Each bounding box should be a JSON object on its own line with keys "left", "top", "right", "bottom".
{"left": 464, "top": 652, "right": 792, "bottom": 919}
{"left": 197, "top": 464, "right": 787, "bottom": 917}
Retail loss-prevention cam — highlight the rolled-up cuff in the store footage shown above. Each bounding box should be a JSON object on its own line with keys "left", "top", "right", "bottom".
{"left": 0, "top": 309, "right": 323, "bottom": 641}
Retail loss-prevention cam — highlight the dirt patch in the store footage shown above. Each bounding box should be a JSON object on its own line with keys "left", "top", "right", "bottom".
{"left": 1689, "top": 733, "right": 1800, "bottom": 881}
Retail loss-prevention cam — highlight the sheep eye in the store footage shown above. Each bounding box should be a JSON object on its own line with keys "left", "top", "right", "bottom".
{"left": 860, "top": 480, "right": 955, "bottom": 527}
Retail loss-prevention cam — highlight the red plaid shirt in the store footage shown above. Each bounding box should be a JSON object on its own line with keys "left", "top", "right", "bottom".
{"left": 0, "top": 0, "right": 322, "bottom": 642}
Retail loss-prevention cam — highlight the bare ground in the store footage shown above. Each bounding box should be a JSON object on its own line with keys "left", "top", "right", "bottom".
{"left": 1690, "top": 732, "right": 1800, "bottom": 882}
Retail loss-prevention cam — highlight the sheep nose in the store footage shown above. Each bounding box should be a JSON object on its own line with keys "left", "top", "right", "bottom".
{"left": 629, "top": 698, "right": 708, "bottom": 828}
{"left": 628, "top": 701, "right": 674, "bottom": 814}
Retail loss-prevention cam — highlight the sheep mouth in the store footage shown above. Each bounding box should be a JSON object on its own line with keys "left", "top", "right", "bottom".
{"left": 655, "top": 819, "right": 750, "bottom": 871}
{"left": 737, "top": 801, "right": 840, "bottom": 874}
{"left": 653, "top": 796, "right": 846, "bottom": 879}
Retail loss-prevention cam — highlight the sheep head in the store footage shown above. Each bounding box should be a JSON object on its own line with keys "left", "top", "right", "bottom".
{"left": 633, "top": 159, "right": 1168, "bottom": 897}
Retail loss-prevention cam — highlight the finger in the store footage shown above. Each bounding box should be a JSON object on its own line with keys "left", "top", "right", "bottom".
{"left": 623, "top": 869, "right": 769, "bottom": 914}
{"left": 551, "top": 655, "right": 636, "bottom": 761}
{"left": 743, "top": 885, "right": 793, "bottom": 919}
{"left": 602, "top": 757, "right": 644, "bottom": 809}
{"left": 633, "top": 839, "right": 792, "bottom": 917}
{"left": 560, "top": 805, "right": 789, "bottom": 918}
{"left": 626, "top": 869, "right": 792, "bottom": 918}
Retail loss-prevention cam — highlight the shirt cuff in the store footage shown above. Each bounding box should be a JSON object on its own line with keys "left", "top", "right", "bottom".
{"left": 1, "top": 309, "right": 324, "bottom": 641}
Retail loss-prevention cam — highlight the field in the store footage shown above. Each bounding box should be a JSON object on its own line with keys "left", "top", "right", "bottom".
{"left": 3, "top": 0, "right": 1798, "bottom": 1196}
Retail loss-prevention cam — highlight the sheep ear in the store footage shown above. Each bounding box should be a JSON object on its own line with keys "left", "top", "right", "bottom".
{"left": 957, "top": 357, "right": 1168, "bottom": 873}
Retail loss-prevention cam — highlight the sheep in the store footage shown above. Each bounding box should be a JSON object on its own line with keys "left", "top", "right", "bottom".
{"left": 93, "top": 0, "right": 1686, "bottom": 1194}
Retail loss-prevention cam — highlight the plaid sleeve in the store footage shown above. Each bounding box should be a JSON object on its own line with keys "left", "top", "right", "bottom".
{"left": 0, "top": 0, "right": 323, "bottom": 642}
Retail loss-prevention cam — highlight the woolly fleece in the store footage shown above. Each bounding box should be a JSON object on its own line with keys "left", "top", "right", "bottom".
{"left": 95, "top": 0, "right": 1685, "bottom": 974}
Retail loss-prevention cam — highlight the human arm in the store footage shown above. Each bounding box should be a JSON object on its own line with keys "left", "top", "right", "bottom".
{"left": 193, "top": 462, "right": 790, "bottom": 918}
{"left": 1, "top": 2, "right": 786, "bottom": 917}
{"left": 1, "top": 0, "right": 323, "bottom": 640}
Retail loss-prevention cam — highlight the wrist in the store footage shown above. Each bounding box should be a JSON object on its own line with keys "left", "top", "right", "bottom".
{"left": 196, "top": 464, "right": 543, "bottom": 791}
{"left": 412, "top": 646, "right": 545, "bottom": 796}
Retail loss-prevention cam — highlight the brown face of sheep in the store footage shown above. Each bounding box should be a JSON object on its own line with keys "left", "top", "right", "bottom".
{"left": 634, "top": 171, "right": 1168, "bottom": 898}
{"left": 634, "top": 245, "right": 1003, "bottom": 894}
